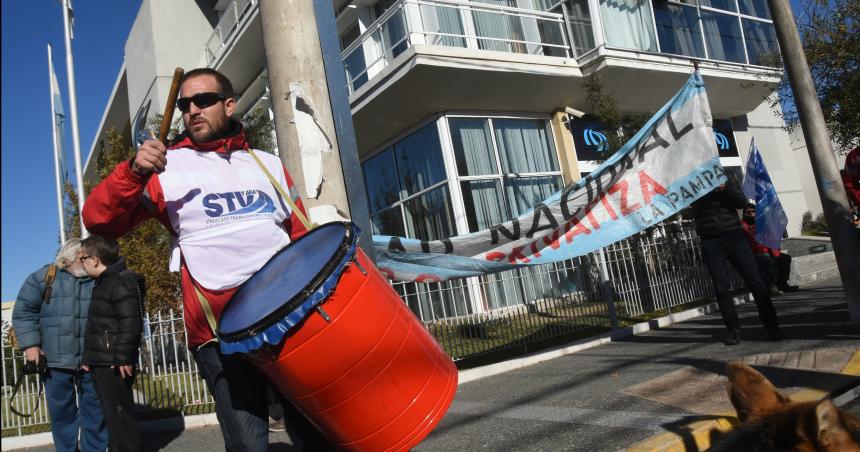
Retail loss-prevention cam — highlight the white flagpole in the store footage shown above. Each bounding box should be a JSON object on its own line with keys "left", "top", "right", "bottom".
{"left": 61, "top": 0, "right": 88, "bottom": 238}
{"left": 48, "top": 44, "right": 67, "bottom": 244}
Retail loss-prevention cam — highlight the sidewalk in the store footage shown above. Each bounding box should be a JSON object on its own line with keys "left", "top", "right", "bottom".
{"left": 6, "top": 276, "right": 859, "bottom": 451}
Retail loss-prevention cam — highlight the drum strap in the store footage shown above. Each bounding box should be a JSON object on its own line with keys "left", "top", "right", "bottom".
{"left": 193, "top": 284, "right": 219, "bottom": 341}
{"left": 246, "top": 148, "right": 315, "bottom": 232}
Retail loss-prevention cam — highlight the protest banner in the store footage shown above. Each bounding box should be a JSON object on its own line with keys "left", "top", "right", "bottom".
{"left": 373, "top": 72, "right": 727, "bottom": 282}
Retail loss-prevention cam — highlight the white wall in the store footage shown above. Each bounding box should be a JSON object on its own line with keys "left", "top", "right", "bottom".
{"left": 124, "top": 0, "right": 214, "bottom": 125}
{"left": 732, "top": 96, "right": 808, "bottom": 237}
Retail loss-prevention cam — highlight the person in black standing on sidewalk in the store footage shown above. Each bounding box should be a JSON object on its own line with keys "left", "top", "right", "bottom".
{"left": 81, "top": 235, "right": 145, "bottom": 452}
{"left": 691, "top": 174, "right": 785, "bottom": 345}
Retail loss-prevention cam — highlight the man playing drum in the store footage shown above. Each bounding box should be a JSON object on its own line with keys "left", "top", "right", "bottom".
{"left": 83, "top": 68, "right": 332, "bottom": 451}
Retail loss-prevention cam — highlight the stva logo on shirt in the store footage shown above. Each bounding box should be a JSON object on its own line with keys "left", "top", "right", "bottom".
{"left": 202, "top": 190, "right": 277, "bottom": 224}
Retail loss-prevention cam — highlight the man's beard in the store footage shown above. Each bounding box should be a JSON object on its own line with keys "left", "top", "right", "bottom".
{"left": 69, "top": 266, "right": 88, "bottom": 278}
{"left": 190, "top": 120, "right": 229, "bottom": 143}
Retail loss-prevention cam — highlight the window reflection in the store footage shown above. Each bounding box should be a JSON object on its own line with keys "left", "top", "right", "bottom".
{"left": 701, "top": 11, "right": 745, "bottom": 63}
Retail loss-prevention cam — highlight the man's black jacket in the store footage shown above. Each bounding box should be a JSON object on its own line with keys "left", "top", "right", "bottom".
{"left": 83, "top": 257, "right": 145, "bottom": 367}
{"left": 691, "top": 179, "right": 748, "bottom": 239}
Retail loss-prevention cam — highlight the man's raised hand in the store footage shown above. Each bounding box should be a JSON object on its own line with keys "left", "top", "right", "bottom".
{"left": 131, "top": 139, "right": 167, "bottom": 176}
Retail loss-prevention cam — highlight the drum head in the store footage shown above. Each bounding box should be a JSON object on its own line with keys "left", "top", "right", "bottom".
{"left": 218, "top": 222, "right": 353, "bottom": 339}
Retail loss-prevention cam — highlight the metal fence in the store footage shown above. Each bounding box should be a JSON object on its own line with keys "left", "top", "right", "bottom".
{"left": 396, "top": 218, "right": 737, "bottom": 361}
{"left": 2, "top": 311, "right": 214, "bottom": 437}
{"left": 1, "top": 218, "right": 736, "bottom": 437}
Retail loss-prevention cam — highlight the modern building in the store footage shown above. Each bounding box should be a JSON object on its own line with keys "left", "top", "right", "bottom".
{"left": 85, "top": 0, "right": 815, "bottom": 315}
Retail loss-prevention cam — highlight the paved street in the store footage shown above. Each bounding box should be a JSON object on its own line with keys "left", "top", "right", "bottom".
{"left": 11, "top": 276, "right": 859, "bottom": 451}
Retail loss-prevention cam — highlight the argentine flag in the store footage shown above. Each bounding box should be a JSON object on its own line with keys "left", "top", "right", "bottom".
{"left": 742, "top": 139, "right": 788, "bottom": 250}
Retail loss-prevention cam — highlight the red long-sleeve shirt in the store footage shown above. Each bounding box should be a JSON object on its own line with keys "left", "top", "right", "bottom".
{"left": 844, "top": 146, "right": 860, "bottom": 208}
{"left": 741, "top": 221, "right": 779, "bottom": 257}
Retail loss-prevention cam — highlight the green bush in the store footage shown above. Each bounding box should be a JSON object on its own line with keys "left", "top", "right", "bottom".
{"left": 801, "top": 211, "right": 829, "bottom": 236}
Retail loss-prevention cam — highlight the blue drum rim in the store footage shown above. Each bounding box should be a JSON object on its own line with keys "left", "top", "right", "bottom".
{"left": 217, "top": 222, "right": 359, "bottom": 352}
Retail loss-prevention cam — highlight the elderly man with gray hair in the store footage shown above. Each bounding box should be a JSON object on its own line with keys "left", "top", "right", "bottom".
{"left": 12, "top": 238, "right": 108, "bottom": 452}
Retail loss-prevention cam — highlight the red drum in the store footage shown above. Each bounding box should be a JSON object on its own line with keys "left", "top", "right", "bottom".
{"left": 218, "top": 222, "right": 457, "bottom": 451}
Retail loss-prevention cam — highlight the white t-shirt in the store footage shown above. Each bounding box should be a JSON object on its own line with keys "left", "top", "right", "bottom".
{"left": 158, "top": 148, "right": 293, "bottom": 290}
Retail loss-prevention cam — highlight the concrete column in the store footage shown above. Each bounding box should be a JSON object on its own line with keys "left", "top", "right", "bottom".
{"left": 258, "top": 0, "right": 373, "bottom": 255}
{"left": 550, "top": 110, "right": 582, "bottom": 185}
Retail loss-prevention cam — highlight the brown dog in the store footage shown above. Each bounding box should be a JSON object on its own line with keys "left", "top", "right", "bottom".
{"left": 709, "top": 362, "right": 860, "bottom": 451}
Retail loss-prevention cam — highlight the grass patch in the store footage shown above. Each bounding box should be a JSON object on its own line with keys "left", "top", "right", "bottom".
{"left": 2, "top": 423, "right": 51, "bottom": 438}
{"left": 134, "top": 371, "right": 215, "bottom": 417}
{"left": 431, "top": 296, "right": 716, "bottom": 366}
{"left": 429, "top": 300, "right": 614, "bottom": 361}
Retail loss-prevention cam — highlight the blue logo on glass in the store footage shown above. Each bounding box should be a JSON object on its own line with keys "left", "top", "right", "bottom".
{"left": 584, "top": 128, "right": 608, "bottom": 152}
{"left": 202, "top": 190, "right": 276, "bottom": 218}
{"left": 714, "top": 132, "right": 730, "bottom": 150}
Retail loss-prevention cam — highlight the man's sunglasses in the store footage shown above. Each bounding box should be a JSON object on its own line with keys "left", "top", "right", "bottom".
{"left": 177, "top": 92, "right": 228, "bottom": 113}
{"left": 79, "top": 255, "right": 95, "bottom": 263}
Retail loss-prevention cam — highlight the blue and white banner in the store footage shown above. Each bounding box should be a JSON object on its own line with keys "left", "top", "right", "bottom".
{"left": 372, "top": 72, "right": 727, "bottom": 282}
{"left": 742, "top": 139, "right": 788, "bottom": 250}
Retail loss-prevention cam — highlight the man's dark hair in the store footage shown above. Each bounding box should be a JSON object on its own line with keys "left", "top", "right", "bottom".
{"left": 81, "top": 235, "right": 120, "bottom": 266}
{"left": 181, "top": 68, "right": 234, "bottom": 98}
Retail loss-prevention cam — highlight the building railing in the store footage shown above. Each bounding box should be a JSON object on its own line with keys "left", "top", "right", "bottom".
{"left": 204, "top": 0, "right": 257, "bottom": 66}
{"left": 340, "top": 0, "right": 779, "bottom": 95}
{"left": 1, "top": 218, "right": 738, "bottom": 437}
{"left": 341, "top": 0, "right": 572, "bottom": 94}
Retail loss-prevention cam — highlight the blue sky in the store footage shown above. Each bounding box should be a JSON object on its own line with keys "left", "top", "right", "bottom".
{"left": 2, "top": 1, "right": 141, "bottom": 301}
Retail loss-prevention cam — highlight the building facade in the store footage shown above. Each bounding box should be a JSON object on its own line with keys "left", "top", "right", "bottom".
{"left": 85, "top": 0, "right": 814, "bottom": 316}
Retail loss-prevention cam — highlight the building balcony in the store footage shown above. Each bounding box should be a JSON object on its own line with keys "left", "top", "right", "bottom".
{"left": 339, "top": 0, "right": 782, "bottom": 153}
{"left": 205, "top": 0, "right": 258, "bottom": 67}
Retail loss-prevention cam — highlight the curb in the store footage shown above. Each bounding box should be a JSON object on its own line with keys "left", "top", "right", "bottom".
{"left": 0, "top": 414, "right": 221, "bottom": 451}
{"left": 624, "top": 349, "right": 860, "bottom": 452}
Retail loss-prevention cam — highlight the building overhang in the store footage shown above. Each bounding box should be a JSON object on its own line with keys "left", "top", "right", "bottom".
{"left": 350, "top": 45, "right": 584, "bottom": 156}
{"left": 578, "top": 47, "right": 782, "bottom": 118}
{"left": 349, "top": 44, "right": 782, "bottom": 156}
{"left": 83, "top": 63, "right": 130, "bottom": 185}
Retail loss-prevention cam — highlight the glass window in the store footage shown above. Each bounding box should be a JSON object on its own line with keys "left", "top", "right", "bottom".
{"left": 472, "top": 0, "right": 528, "bottom": 53}
{"left": 738, "top": 0, "right": 769, "bottom": 18}
{"left": 450, "top": 118, "right": 498, "bottom": 176}
{"left": 340, "top": 22, "right": 361, "bottom": 50}
{"left": 381, "top": 7, "right": 409, "bottom": 59}
{"left": 653, "top": 2, "right": 705, "bottom": 58}
{"left": 461, "top": 179, "right": 507, "bottom": 232}
{"left": 374, "top": 0, "right": 397, "bottom": 16}
{"left": 371, "top": 207, "right": 406, "bottom": 236}
{"left": 505, "top": 176, "right": 564, "bottom": 215}
{"left": 566, "top": 0, "right": 596, "bottom": 55}
{"left": 362, "top": 122, "right": 452, "bottom": 239}
{"left": 700, "top": 0, "right": 736, "bottom": 12}
{"left": 742, "top": 19, "right": 778, "bottom": 66}
{"left": 363, "top": 150, "right": 400, "bottom": 213}
{"left": 599, "top": 0, "right": 657, "bottom": 52}
{"left": 393, "top": 123, "right": 447, "bottom": 197}
{"left": 403, "top": 186, "right": 457, "bottom": 240}
{"left": 537, "top": 15, "right": 568, "bottom": 57}
{"left": 420, "top": 3, "right": 467, "bottom": 47}
{"left": 450, "top": 116, "right": 562, "bottom": 229}
{"left": 701, "top": 11, "right": 746, "bottom": 63}
{"left": 493, "top": 119, "right": 559, "bottom": 174}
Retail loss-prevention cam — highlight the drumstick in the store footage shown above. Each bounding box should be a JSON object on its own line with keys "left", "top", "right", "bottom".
{"left": 158, "top": 67, "right": 184, "bottom": 144}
